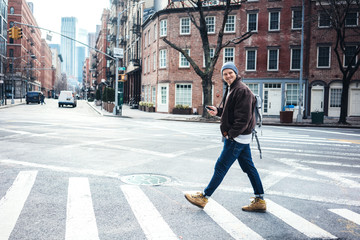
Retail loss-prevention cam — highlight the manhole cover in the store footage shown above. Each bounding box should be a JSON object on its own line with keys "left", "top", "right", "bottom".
{"left": 121, "top": 174, "right": 171, "bottom": 186}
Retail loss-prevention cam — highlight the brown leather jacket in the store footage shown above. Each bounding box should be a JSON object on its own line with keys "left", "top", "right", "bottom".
{"left": 216, "top": 77, "right": 256, "bottom": 139}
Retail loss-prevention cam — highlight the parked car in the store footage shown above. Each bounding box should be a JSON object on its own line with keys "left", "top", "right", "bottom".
{"left": 26, "top": 91, "right": 42, "bottom": 104}
{"left": 58, "top": 91, "right": 77, "bottom": 107}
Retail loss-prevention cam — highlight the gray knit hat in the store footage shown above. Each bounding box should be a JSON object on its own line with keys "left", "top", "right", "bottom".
{"left": 221, "top": 62, "right": 238, "bottom": 75}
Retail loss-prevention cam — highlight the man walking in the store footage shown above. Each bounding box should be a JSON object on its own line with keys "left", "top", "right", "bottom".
{"left": 184, "top": 62, "right": 266, "bottom": 212}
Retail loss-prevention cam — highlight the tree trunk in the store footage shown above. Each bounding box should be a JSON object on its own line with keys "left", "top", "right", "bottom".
{"left": 202, "top": 74, "right": 213, "bottom": 118}
{"left": 338, "top": 76, "right": 350, "bottom": 124}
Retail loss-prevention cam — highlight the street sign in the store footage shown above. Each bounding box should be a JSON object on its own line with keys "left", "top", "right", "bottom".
{"left": 118, "top": 67, "right": 126, "bottom": 71}
{"left": 114, "top": 48, "right": 124, "bottom": 58}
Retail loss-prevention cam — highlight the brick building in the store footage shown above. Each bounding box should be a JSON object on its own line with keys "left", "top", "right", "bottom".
{"left": 95, "top": 9, "right": 110, "bottom": 85}
{"left": 7, "top": 0, "right": 43, "bottom": 98}
{"left": 141, "top": 0, "right": 360, "bottom": 117}
{"left": 40, "top": 39, "right": 54, "bottom": 97}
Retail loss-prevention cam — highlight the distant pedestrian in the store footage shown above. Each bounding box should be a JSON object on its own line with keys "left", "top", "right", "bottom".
{"left": 40, "top": 94, "right": 46, "bottom": 105}
{"left": 184, "top": 62, "right": 266, "bottom": 212}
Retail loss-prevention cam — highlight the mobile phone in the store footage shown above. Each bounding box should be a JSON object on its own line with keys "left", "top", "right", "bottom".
{"left": 205, "top": 105, "right": 214, "bottom": 111}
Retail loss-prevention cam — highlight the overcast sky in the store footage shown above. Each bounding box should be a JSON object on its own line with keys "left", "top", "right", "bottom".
{"left": 28, "top": 0, "right": 110, "bottom": 44}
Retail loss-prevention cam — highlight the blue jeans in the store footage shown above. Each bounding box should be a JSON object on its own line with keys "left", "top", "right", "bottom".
{"left": 204, "top": 139, "right": 264, "bottom": 197}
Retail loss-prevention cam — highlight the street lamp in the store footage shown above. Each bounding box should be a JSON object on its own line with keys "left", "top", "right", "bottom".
{"left": 114, "top": 1, "right": 144, "bottom": 116}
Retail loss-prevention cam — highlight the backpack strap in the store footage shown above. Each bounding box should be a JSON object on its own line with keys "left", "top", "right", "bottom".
{"left": 252, "top": 129, "right": 262, "bottom": 159}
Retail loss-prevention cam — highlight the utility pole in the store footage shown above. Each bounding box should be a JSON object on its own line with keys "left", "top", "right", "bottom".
{"left": 296, "top": 0, "right": 305, "bottom": 122}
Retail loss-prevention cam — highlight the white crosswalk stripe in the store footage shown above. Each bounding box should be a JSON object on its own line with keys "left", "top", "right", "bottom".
{"left": 204, "top": 198, "right": 264, "bottom": 240}
{"left": 121, "top": 185, "right": 178, "bottom": 240}
{"left": 3, "top": 171, "right": 360, "bottom": 239}
{"left": 266, "top": 199, "right": 337, "bottom": 239}
{"left": 65, "top": 177, "right": 99, "bottom": 240}
{"left": 0, "top": 171, "right": 38, "bottom": 240}
{"left": 329, "top": 209, "right": 360, "bottom": 225}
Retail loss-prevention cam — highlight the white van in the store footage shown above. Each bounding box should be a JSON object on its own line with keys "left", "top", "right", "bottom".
{"left": 58, "top": 91, "right": 77, "bottom": 107}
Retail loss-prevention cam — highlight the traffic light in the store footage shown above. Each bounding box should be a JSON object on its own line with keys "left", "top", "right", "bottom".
{"left": 8, "top": 27, "right": 15, "bottom": 39}
{"left": 16, "top": 27, "right": 23, "bottom": 39}
{"left": 119, "top": 74, "right": 127, "bottom": 82}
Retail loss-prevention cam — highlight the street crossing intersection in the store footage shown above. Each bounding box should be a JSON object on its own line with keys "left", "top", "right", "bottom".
{"left": 0, "top": 169, "right": 359, "bottom": 240}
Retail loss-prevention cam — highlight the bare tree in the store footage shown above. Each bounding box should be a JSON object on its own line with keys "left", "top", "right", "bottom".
{"left": 317, "top": 0, "right": 360, "bottom": 124}
{"left": 162, "top": 0, "right": 252, "bottom": 117}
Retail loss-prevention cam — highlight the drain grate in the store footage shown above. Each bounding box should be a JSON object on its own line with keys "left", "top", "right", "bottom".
{"left": 121, "top": 174, "right": 171, "bottom": 186}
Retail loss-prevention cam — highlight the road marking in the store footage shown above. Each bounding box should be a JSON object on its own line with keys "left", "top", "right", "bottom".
{"left": 329, "top": 139, "right": 360, "bottom": 145}
{"left": 269, "top": 126, "right": 360, "bottom": 137}
{"left": 317, "top": 171, "right": 360, "bottom": 188}
{"left": 121, "top": 185, "right": 178, "bottom": 240}
{"left": 65, "top": 177, "right": 99, "bottom": 240}
{"left": 204, "top": 198, "right": 264, "bottom": 240}
{"left": 329, "top": 209, "right": 360, "bottom": 225}
{"left": 0, "top": 171, "right": 37, "bottom": 240}
{"left": 266, "top": 199, "right": 337, "bottom": 239}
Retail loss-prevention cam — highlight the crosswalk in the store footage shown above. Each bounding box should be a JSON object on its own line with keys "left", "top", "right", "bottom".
{"left": 1, "top": 171, "right": 360, "bottom": 240}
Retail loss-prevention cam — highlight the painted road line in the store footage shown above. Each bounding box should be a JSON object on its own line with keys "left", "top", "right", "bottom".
{"left": 121, "top": 185, "right": 178, "bottom": 240}
{"left": 329, "top": 209, "right": 360, "bottom": 225}
{"left": 0, "top": 171, "right": 37, "bottom": 240}
{"left": 65, "top": 177, "right": 99, "bottom": 240}
{"left": 204, "top": 198, "right": 264, "bottom": 240}
{"left": 266, "top": 199, "right": 337, "bottom": 239}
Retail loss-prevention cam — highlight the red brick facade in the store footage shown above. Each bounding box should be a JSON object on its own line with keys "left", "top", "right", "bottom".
{"left": 141, "top": 1, "right": 360, "bottom": 117}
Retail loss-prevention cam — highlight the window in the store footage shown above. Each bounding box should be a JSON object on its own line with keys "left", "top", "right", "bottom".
{"left": 152, "top": 87, "right": 156, "bottom": 103}
{"left": 225, "top": 15, "right": 235, "bottom": 32}
{"left": 10, "top": 7, "right": 14, "bottom": 14}
{"left": 175, "top": 84, "right": 192, "bottom": 107}
{"left": 153, "top": 52, "right": 157, "bottom": 71}
{"left": 318, "top": 12, "right": 330, "bottom": 28}
{"left": 317, "top": 46, "right": 331, "bottom": 68}
{"left": 344, "top": 46, "right": 357, "bottom": 67}
{"left": 161, "top": 87, "right": 167, "bottom": 104}
{"left": 148, "top": 56, "right": 150, "bottom": 73}
{"left": 246, "top": 49, "right": 257, "bottom": 71}
{"left": 144, "top": 32, "right": 147, "bottom": 47}
{"left": 292, "top": 9, "right": 302, "bottom": 29}
{"left": 144, "top": 57, "right": 147, "bottom": 74}
{"left": 180, "top": 18, "right": 191, "bottom": 35}
{"left": 269, "top": 11, "right": 280, "bottom": 31}
{"left": 286, "top": 84, "right": 299, "bottom": 106}
{"left": 330, "top": 88, "right": 342, "bottom": 107}
{"left": 345, "top": 12, "right": 358, "bottom": 27}
{"left": 179, "top": 49, "right": 190, "bottom": 67}
{"left": 160, "top": 19, "right": 167, "bottom": 37}
{"left": 159, "top": 49, "right": 167, "bottom": 68}
{"left": 154, "top": 23, "right": 157, "bottom": 40}
{"left": 247, "top": 13, "right": 258, "bottom": 32}
{"left": 148, "top": 29, "right": 150, "bottom": 45}
{"left": 291, "top": 48, "right": 301, "bottom": 70}
{"left": 267, "top": 49, "right": 279, "bottom": 71}
{"left": 203, "top": 48, "right": 214, "bottom": 67}
{"left": 206, "top": 16, "right": 215, "bottom": 33}
{"left": 224, "top": 47, "right": 234, "bottom": 63}
{"left": 246, "top": 83, "right": 259, "bottom": 95}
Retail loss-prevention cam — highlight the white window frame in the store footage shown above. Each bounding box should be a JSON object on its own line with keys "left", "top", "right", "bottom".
{"left": 247, "top": 12, "right": 258, "bottom": 32}
{"left": 223, "top": 47, "right": 235, "bottom": 63}
{"left": 317, "top": 46, "right": 331, "bottom": 68}
{"left": 267, "top": 48, "right": 279, "bottom": 71}
{"left": 290, "top": 48, "right": 301, "bottom": 71}
{"left": 159, "top": 49, "right": 167, "bottom": 68}
{"left": 180, "top": 17, "right": 191, "bottom": 35}
{"left": 343, "top": 45, "right": 358, "bottom": 67}
{"left": 318, "top": 11, "right": 331, "bottom": 28}
{"left": 246, "top": 49, "right": 257, "bottom": 71}
{"left": 143, "top": 56, "right": 147, "bottom": 74}
{"left": 152, "top": 86, "right": 156, "bottom": 104}
{"left": 205, "top": 16, "right": 216, "bottom": 34}
{"left": 147, "top": 56, "right": 150, "bottom": 73}
{"left": 345, "top": 12, "right": 359, "bottom": 27}
{"left": 148, "top": 29, "right": 151, "bottom": 46}
{"left": 175, "top": 83, "right": 192, "bottom": 107}
{"left": 179, "top": 49, "right": 190, "bottom": 68}
{"left": 203, "top": 48, "right": 215, "bottom": 67}
{"left": 154, "top": 23, "right": 157, "bottom": 41}
{"left": 144, "top": 32, "right": 147, "bottom": 47}
{"left": 225, "top": 15, "right": 236, "bottom": 33}
{"left": 160, "top": 19, "right": 167, "bottom": 37}
{"left": 269, "top": 11, "right": 280, "bottom": 31}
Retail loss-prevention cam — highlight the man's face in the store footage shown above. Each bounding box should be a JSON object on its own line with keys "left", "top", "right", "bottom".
{"left": 222, "top": 69, "right": 236, "bottom": 86}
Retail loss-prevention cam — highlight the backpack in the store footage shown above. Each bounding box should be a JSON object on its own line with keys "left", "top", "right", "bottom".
{"left": 252, "top": 94, "right": 263, "bottom": 159}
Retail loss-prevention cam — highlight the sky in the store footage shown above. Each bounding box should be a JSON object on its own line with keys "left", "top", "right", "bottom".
{"left": 28, "top": 0, "right": 110, "bottom": 44}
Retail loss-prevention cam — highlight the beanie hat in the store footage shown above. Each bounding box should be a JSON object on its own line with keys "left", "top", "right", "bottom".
{"left": 221, "top": 62, "right": 238, "bottom": 75}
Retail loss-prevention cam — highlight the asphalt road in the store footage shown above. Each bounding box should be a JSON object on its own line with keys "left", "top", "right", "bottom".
{"left": 0, "top": 99, "right": 360, "bottom": 240}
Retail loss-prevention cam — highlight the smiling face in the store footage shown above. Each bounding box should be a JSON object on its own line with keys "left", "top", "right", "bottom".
{"left": 222, "top": 68, "right": 237, "bottom": 86}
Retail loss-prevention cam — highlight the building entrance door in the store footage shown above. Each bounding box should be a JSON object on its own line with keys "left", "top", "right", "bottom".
{"left": 311, "top": 87, "right": 324, "bottom": 112}
{"left": 264, "top": 88, "right": 282, "bottom": 115}
{"left": 350, "top": 89, "right": 360, "bottom": 116}
{"left": 157, "top": 84, "right": 169, "bottom": 113}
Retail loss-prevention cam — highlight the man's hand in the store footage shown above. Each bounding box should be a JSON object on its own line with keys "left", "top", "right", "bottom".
{"left": 206, "top": 106, "right": 217, "bottom": 116}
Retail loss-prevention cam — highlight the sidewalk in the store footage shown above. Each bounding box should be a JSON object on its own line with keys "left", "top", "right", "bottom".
{"left": 0, "top": 98, "right": 26, "bottom": 109}
{"left": 87, "top": 101, "right": 360, "bottom": 128}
